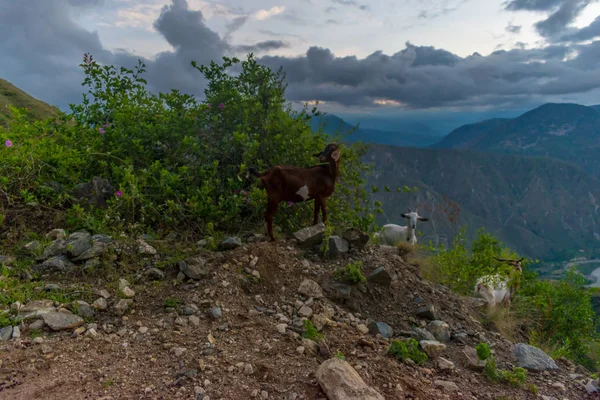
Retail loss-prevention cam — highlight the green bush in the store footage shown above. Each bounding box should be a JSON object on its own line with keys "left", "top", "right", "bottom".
{"left": 334, "top": 261, "right": 366, "bottom": 284}
{"left": 476, "top": 342, "right": 527, "bottom": 386}
{"left": 388, "top": 339, "right": 428, "bottom": 365}
{"left": 302, "top": 319, "right": 323, "bottom": 342}
{"left": 1, "top": 53, "right": 377, "bottom": 237}
{"left": 476, "top": 342, "right": 491, "bottom": 361}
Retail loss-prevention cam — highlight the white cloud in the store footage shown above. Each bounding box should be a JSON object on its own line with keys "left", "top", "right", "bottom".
{"left": 254, "top": 6, "right": 285, "bottom": 21}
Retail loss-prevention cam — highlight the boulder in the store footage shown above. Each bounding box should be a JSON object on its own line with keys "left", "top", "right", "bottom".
{"left": 315, "top": 358, "right": 384, "bottom": 400}
{"left": 341, "top": 228, "right": 370, "bottom": 249}
{"left": 415, "top": 304, "right": 438, "bottom": 320}
{"left": 367, "top": 321, "right": 394, "bottom": 338}
{"left": 42, "top": 311, "right": 84, "bottom": 331}
{"left": 512, "top": 343, "right": 559, "bottom": 372}
{"left": 426, "top": 320, "right": 451, "bottom": 342}
{"left": 366, "top": 266, "right": 392, "bottom": 286}
{"left": 220, "top": 237, "right": 242, "bottom": 250}
{"left": 179, "top": 257, "right": 209, "bottom": 280}
{"left": 65, "top": 231, "right": 92, "bottom": 259}
{"left": 328, "top": 236, "right": 349, "bottom": 259}
{"left": 293, "top": 223, "right": 326, "bottom": 248}
{"left": 419, "top": 340, "right": 447, "bottom": 358}
{"left": 298, "top": 279, "right": 323, "bottom": 299}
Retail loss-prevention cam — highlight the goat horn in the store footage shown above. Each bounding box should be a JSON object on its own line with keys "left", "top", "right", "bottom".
{"left": 407, "top": 208, "right": 412, "bottom": 212}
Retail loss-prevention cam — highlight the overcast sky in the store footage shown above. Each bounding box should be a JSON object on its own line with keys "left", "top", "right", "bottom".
{"left": 1, "top": 0, "right": 600, "bottom": 116}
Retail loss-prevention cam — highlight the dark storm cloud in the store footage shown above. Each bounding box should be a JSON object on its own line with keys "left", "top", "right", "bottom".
{"left": 504, "top": 0, "right": 593, "bottom": 39}
{"left": 2, "top": 0, "right": 600, "bottom": 113}
{"left": 558, "top": 16, "right": 600, "bottom": 42}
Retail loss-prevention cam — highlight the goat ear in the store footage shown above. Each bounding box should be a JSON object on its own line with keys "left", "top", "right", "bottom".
{"left": 418, "top": 217, "right": 429, "bottom": 222}
{"left": 400, "top": 213, "right": 408, "bottom": 218}
{"left": 331, "top": 149, "right": 340, "bottom": 161}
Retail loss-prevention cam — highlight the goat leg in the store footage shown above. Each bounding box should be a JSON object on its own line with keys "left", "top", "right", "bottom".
{"left": 266, "top": 200, "right": 279, "bottom": 241}
{"left": 313, "top": 198, "right": 321, "bottom": 225}
{"left": 321, "top": 199, "right": 327, "bottom": 224}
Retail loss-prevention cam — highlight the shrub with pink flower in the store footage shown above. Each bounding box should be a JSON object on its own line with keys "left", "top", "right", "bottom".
{"left": 5, "top": 139, "right": 13, "bottom": 148}
{"left": 115, "top": 190, "right": 123, "bottom": 197}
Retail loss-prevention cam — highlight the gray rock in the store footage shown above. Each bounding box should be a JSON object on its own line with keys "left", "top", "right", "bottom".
{"left": 415, "top": 304, "right": 437, "bottom": 320}
{"left": 461, "top": 347, "right": 487, "bottom": 371}
{"left": 316, "top": 358, "right": 384, "bottom": 400}
{"left": 145, "top": 268, "right": 165, "bottom": 280}
{"left": 207, "top": 307, "right": 222, "bottom": 320}
{"left": 436, "top": 357, "right": 455, "bottom": 372}
{"left": 71, "top": 241, "right": 107, "bottom": 262}
{"left": 312, "top": 314, "right": 329, "bottom": 331}
{"left": 46, "top": 229, "right": 66, "bottom": 240}
{"left": 43, "top": 283, "right": 61, "bottom": 291}
{"left": 0, "top": 326, "right": 13, "bottom": 341}
{"left": 42, "top": 311, "right": 84, "bottom": 331}
{"left": 293, "top": 223, "right": 326, "bottom": 248}
{"left": 92, "top": 298, "right": 108, "bottom": 311}
{"left": 367, "top": 266, "right": 392, "bottom": 286}
{"left": 28, "top": 319, "right": 45, "bottom": 330}
{"left": 341, "top": 228, "right": 370, "bottom": 249}
{"left": 367, "top": 321, "right": 394, "bottom": 338}
{"left": 74, "top": 300, "right": 95, "bottom": 319}
{"left": 72, "top": 176, "right": 114, "bottom": 209}
{"left": 15, "top": 300, "right": 55, "bottom": 322}
{"left": 136, "top": 239, "right": 157, "bottom": 255}
{"left": 328, "top": 282, "right": 352, "bottom": 300}
{"left": 298, "top": 305, "right": 313, "bottom": 318}
{"left": 179, "top": 257, "right": 209, "bottom": 280}
{"left": 412, "top": 327, "right": 436, "bottom": 341}
{"left": 65, "top": 231, "right": 92, "bottom": 258}
{"left": 181, "top": 304, "right": 199, "bottom": 316}
{"left": 419, "top": 340, "right": 447, "bottom": 358}
{"left": 91, "top": 234, "right": 113, "bottom": 244}
{"left": 512, "top": 343, "right": 559, "bottom": 372}
{"left": 37, "top": 255, "right": 75, "bottom": 273}
{"left": 434, "top": 380, "right": 459, "bottom": 392}
{"left": 296, "top": 279, "right": 322, "bottom": 299}
{"left": 113, "top": 299, "right": 133, "bottom": 316}
{"left": 12, "top": 326, "right": 21, "bottom": 339}
{"left": 24, "top": 240, "right": 41, "bottom": 254}
{"left": 328, "top": 236, "right": 349, "bottom": 259}
{"left": 0, "top": 255, "right": 16, "bottom": 266}
{"left": 219, "top": 237, "right": 242, "bottom": 250}
{"left": 39, "top": 240, "right": 66, "bottom": 261}
{"left": 426, "top": 320, "right": 451, "bottom": 342}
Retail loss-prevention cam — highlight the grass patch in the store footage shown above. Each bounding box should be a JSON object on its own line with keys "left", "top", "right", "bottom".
{"left": 302, "top": 320, "right": 323, "bottom": 342}
{"left": 333, "top": 261, "right": 366, "bottom": 285}
{"left": 388, "top": 339, "right": 428, "bottom": 365}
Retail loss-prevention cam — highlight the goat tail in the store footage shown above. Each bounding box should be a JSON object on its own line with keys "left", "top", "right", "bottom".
{"left": 246, "top": 167, "right": 261, "bottom": 179}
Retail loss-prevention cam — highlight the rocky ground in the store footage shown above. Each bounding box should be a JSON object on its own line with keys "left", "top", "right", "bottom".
{"left": 0, "top": 224, "right": 599, "bottom": 400}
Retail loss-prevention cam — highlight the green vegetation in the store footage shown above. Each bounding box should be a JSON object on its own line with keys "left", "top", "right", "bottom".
{"left": 387, "top": 338, "right": 428, "bottom": 365}
{"left": 335, "top": 350, "right": 346, "bottom": 360}
{"left": 429, "top": 228, "right": 600, "bottom": 370}
{"left": 333, "top": 260, "right": 366, "bottom": 284}
{"left": 302, "top": 320, "right": 323, "bottom": 342}
{"left": 476, "top": 342, "right": 527, "bottom": 387}
{"left": 0, "top": 78, "right": 59, "bottom": 127}
{"left": 163, "top": 298, "right": 181, "bottom": 308}
{"left": 0, "top": 53, "right": 377, "bottom": 240}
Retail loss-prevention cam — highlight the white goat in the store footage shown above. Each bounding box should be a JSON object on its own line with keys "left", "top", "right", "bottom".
{"left": 474, "top": 257, "right": 524, "bottom": 312}
{"left": 375, "top": 208, "right": 429, "bottom": 246}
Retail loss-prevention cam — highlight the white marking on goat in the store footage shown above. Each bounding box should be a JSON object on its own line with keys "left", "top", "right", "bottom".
{"left": 378, "top": 210, "right": 429, "bottom": 246}
{"left": 296, "top": 184, "right": 310, "bottom": 200}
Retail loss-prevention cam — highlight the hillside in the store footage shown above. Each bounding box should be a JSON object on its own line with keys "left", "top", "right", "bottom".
{"left": 432, "top": 103, "right": 600, "bottom": 178}
{"left": 365, "top": 144, "right": 600, "bottom": 262}
{"left": 0, "top": 78, "right": 59, "bottom": 126}
{"left": 311, "top": 114, "right": 440, "bottom": 148}
{"left": 0, "top": 229, "right": 593, "bottom": 399}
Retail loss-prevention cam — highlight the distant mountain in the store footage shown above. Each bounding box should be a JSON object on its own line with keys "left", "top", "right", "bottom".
{"left": 0, "top": 78, "right": 59, "bottom": 126}
{"left": 432, "top": 103, "right": 600, "bottom": 178}
{"left": 365, "top": 144, "right": 600, "bottom": 262}
{"left": 311, "top": 114, "right": 440, "bottom": 148}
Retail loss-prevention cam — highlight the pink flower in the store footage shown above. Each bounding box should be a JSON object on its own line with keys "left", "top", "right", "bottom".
{"left": 103, "top": 123, "right": 108, "bottom": 127}
{"left": 115, "top": 190, "right": 123, "bottom": 197}
{"left": 5, "top": 140, "right": 12, "bottom": 148}
{"left": 288, "top": 202, "right": 294, "bottom": 206}
{"left": 241, "top": 189, "right": 247, "bottom": 195}
{"left": 247, "top": 198, "right": 251, "bottom": 204}
{"left": 99, "top": 127, "right": 105, "bottom": 134}
{"left": 218, "top": 103, "right": 224, "bottom": 109}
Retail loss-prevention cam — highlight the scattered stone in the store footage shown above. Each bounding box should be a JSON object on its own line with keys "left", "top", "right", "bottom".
{"left": 367, "top": 321, "right": 393, "bottom": 338}
{"left": 415, "top": 304, "right": 437, "bottom": 320}
{"left": 356, "top": 324, "right": 370, "bottom": 335}
{"left": 98, "top": 289, "right": 111, "bottom": 299}
{"left": 341, "top": 228, "right": 370, "bottom": 249}
{"left": 74, "top": 300, "right": 95, "bottom": 319}
{"left": 43, "top": 283, "right": 61, "bottom": 291}
{"left": 144, "top": 268, "right": 165, "bottom": 281}
{"left": 434, "top": 380, "right": 459, "bottom": 392}
{"left": 91, "top": 234, "right": 113, "bottom": 244}
{"left": 412, "top": 327, "right": 436, "bottom": 341}
{"left": 461, "top": 347, "right": 486, "bottom": 371}
{"left": 171, "top": 347, "right": 186, "bottom": 357}
{"left": 207, "top": 307, "right": 222, "bottom": 320}
{"left": 366, "top": 266, "right": 392, "bottom": 286}
{"left": 298, "top": 305, "right": 313, "bottom": 318}
{"left": 328, "top": 236, "right": 349, "bottom": 258}
{"left": 296, "top": 346, "right": 305, "bottom": 355}
{"left": 189, "top": 316, "right": 200, "bottom": 327}
{"left": 39, "top": 239, "right": 66, "bottom": 260}
{"left": 0, "top": 326, "right": 13, "bottom": 341}
{"left": 179, "top": 257, "right": 209, "bottom": 280}
{"left": 298, "top": 279, "right": 323, "bottom": 299}
{"left": 139, "top": 326, "right": 149, "bottom": 334}
{"left": 436, "top": 357, "right": 455, "bottom": 372}
{"left": 175, "top": 316, "right": 188, "bottom": 326}
{"left": 121, "top": 286, "right": 135, "bottom": 298}
{"left": 419, "top": 340, "right": 447, "bottom": 358}
{"left": 137, "top": 239, "right": 157, "bottom": 255}
{"left": 72, "top": 241, "right": 107, "bottom": 262}
{"left": 276, "top": 324, "right": 287, "bottom": 334}
{"left": 92, "top": 298, "right": 108, "bottom": 311}
{"left": 46, "top": 228, "right": 67, "bottom": 240}
{"left": 24, "top": 240, "right": 41, "bottom": 254}
{"left": 114, "top": 299, "right": 133, "bottom": 316}
{"left": 512, "top": 343, "right": 559, "bottom": 372}
{"left": 244, "top": 363, "right": 254, "bottom": 375}
{"left": 219, "top": 237, "right": 242, "bottom": 250}
{"left": 42, "top": 311, "right": 84, "bottom": 331}
{"left": 0, "top": 255, "right": 16, "bottom": 266}
{"left": 32, "top": 336, "right": 44, "bottom": 345}
{"left": 65, "top": 231, "right": 92, "bottom": 258}
{"left": 452, "top": 332, "right": 469, "bottom": 344}
{"left": 312, "top": 314, "right": 328, "bottom": 331}
{"left": 302, "top": 338, "right": 319, "bottom": 355}
{"left": 181, "top": 304, "right": 199, "bottom": 315}
{"left": 426, "top": 320, "right": 451, "bottom": 342}
{"left": 29, "top": 319, "right": 45, "bottom": 330}
{"left": 38, "top": 255, "right": 74, "bottom": 273}
{"left": 315, "top": 358, "right": 384, "bottom": 400}
{"left": 293, "top": 223, "right": 326, "bottom": 248}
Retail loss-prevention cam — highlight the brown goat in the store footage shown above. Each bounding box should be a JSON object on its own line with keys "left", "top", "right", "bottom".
{"left": 247, "top": 143, "right": 341, "bottom": 241}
